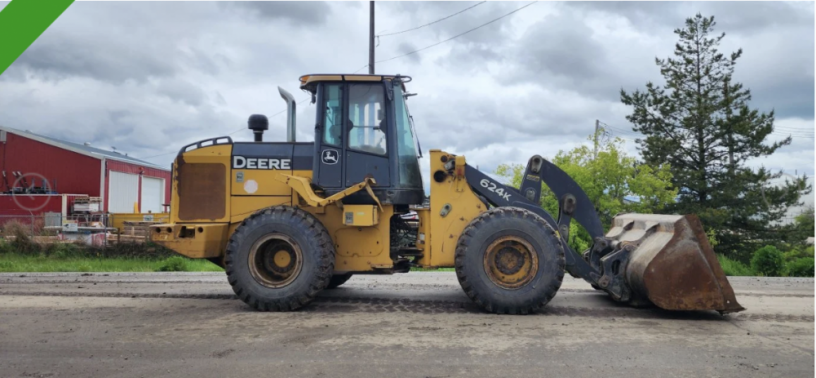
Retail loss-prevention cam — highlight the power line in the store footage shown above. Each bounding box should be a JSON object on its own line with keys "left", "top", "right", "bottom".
{"left": 773, "top": 130, "right": 814, "bottom": 136}
{"left": 776, "top": 135, "right": 815, "bottom": 139}
{"left": 771, "top": 129, "right": 814, "bottom": 138}
{"left": 375, "top": 1, "right": 538, "bottom": 64}
{"left": 601, "top": 121, "right": 814, "bottom": 140}
{"left": 598, "top": 121, "right": 640, "bottom": 138}
{"left": 775, "top": 129, "right": 814, "bottom": 135}
{"left": 377, "top": 1, "right": 487, "bottom": 37}
{"left": 774, "top": 125, "right": 814, "bottom": 132}
{"left": 773, "top": 134, "right": 814, "bottom": 139}
{"left": 352, "top": 64, "right": 369, "bottom": 74}
{"left": 772, "top": 133, "right": 814, "bottom": 139}
{"left": 228, "top": 97, "right": 310, "bottom": 136}
{"left": 773, "top": 131, "right": 814, "bottom": 137}
{"left": 137, "top": 97, "right": 311, "bottom": 161}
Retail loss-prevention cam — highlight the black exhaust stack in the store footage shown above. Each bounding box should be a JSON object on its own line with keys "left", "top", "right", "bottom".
{"left": 248, "top": 114, "right": 269, "bottom": 142}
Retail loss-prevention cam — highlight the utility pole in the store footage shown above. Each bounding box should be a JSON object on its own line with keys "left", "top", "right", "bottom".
{"left": 369, "top": 1, "right": 375, "bottom": 74}
{"left": 593, "top": 119, "right": 600, "bottom": 159}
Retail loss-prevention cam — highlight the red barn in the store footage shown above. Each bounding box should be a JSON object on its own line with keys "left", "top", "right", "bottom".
{"left": 0, "top": 126, "right": 171, "bottom": 214}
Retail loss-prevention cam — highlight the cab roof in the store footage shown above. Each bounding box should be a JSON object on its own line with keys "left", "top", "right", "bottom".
{"left": 298, "top": 73, "right": 411, "bottom": 93}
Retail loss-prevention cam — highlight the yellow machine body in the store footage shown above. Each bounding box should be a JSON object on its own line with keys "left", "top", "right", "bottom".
{"left": 151, "top": 147, "right": 481, "bottom": 272}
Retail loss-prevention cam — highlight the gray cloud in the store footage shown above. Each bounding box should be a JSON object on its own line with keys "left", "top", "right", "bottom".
{"left": 7, "top": 33, "right": 178, "bottom": 85}
{"left": 566, "top": 1, "right": 812, "bottom": 35}
{"left": 397, "top": 42, "right": 421, "bottom": 64}
{"left": 505, "top": 13, "right": 606, "bottom": 86}
{"left": 219, "top": 1, "right": 332, "bottom": 25}
{"left": 156, "top": 79, "right": 207, "bottom": 107}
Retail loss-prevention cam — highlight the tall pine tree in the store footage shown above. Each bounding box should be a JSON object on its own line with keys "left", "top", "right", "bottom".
{"left": 620, "top": 13, "right": 811, "bottom": 261}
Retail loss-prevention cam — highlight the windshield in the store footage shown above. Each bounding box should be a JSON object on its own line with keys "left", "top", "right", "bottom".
{"left": 393, "top": 83, "right": 423, "bottom": 189}
{"left": 393, "top": 85, "right": 420, "bottom": 158}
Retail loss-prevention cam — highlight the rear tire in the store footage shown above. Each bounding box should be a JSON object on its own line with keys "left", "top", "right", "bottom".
{"left": 455, "top": 207, "right": 565, "bottom": 315}
{"left": 225, "top": 206, "right": 335, "bottom": 311}
{"left": 326, "top": 273, "right": 353, "bottom": 289}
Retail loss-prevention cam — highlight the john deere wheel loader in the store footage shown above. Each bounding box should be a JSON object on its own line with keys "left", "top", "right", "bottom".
{"left": 150, "top": 74, "right": 745, "bottom": 315}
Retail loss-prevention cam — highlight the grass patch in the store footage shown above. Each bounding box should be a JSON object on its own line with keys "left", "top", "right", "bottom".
{"left": 0, "top": 253, "right": 223, "bottom": 273}
{"left": 717, "top": 254, "right": 754, "bottom": 276}
{"left": 157, "top": 256, "right": 191, "bottom": 272}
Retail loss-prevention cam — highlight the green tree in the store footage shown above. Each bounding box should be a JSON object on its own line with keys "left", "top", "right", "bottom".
{"left": 794, "top": 205, "right": 815, "bottom": 241}
{"left": 619, "top": 13, "right": 810, "bottom": 260}
{"left": 779, "top": 205, "right": 816, "bottom": 250}
{"left": 495, "top": 127, "right": 677, "bottom": 253}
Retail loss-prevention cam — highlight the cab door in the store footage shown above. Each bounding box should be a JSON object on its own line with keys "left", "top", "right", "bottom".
{"left": 316, "top": 83, "right": 343, "bottom": 188}
{"left": 344, "top": 83, "right": 391, "bottom": 187}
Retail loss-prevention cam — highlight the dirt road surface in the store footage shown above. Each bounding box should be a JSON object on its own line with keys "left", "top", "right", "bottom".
{"left": 0, "top": 272, "right": 812, "bottom": 378}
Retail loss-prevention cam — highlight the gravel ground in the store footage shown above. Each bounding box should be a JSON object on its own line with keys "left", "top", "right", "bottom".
{"left": 0, "top": 272, "right": 812, "bottom": 378}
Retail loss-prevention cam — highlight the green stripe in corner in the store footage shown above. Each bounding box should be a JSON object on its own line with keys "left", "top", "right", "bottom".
{"left": 0, "top": 0, "right": 75, "bottom": 76}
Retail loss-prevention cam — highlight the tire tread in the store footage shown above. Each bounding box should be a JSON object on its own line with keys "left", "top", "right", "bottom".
{"left": 454, "top": 207, "right": 566, "bottom": 315}
{"left": 225, "top": 205, "right": 335, "bottom": 311}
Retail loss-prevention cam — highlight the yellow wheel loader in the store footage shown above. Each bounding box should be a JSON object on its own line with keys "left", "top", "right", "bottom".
{"left": 150, "top": 74, "right": 745, "bottom": 315}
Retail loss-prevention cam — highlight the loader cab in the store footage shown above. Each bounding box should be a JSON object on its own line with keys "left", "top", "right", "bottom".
{"left": 300, "top": 74, "right": 424, "bottom": 206}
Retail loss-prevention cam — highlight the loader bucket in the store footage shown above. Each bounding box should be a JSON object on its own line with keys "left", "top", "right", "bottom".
{"left": 606, "top": 213, "right": 745, "bottom": 314}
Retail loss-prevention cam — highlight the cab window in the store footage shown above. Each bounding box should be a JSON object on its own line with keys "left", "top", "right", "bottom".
{"left": 347, "top": 84, "right": 387, "bottom": 155}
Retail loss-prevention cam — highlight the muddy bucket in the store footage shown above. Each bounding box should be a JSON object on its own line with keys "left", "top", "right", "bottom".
{"left": 606, "top": 213, "right": 745, "bottom": 314}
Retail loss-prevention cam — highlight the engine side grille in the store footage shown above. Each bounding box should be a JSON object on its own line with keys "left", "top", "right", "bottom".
{"left": 177, "top": 163, "right": 226, "bottom": 221}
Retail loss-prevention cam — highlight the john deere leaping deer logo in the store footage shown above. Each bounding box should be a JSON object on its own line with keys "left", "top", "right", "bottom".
{"left": 322, "top": 149, "right": 339, "bottom": 165}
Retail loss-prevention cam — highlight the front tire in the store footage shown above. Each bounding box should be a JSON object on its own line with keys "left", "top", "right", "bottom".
{"left": 454, "top": 207, "right": 565, "bottom": 315}
{"left": 225, "top": 206, "right": 335, "bottom": 311}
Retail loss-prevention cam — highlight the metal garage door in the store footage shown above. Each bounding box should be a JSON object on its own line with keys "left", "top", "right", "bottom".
{"left": 140, "top": 177, "right": 164, "bottom": 213}
{"left": 108, "top": 171, "right": 139, "bottom": 213}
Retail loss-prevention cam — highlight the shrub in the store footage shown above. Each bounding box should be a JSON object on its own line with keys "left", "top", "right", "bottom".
{"left": 751, "top": 246, "right": 785, "bottom": 277}
{"left": 2, "top": 220, "right": 41, "bottom": 255}
{"left": 784, "top": 245, "right": 814, "bottom": 262}
{"left": 787, "top": 257, "right": 814, "bottom": 277}
{"left": 0, "top": 240, "right": 14, "bottom": 254}
{"left": 44, "top": 242, "right": 85, "bottom": 259}
{"left": 717, "top": 254, "right": 754, "bottom": 276}
{"left": 157, "top": 256, "right": 188, "bottom": 272}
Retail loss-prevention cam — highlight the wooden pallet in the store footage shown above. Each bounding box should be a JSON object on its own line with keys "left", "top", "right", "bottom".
{"left": 112, "top": 221, "right": 160, "bottom": 243}
{"left": 108, "top": 235, "right": 148, "bottom": 244}
{"left": 123, "top": 221, "right": 163, "bottom": 226}
{"left": 73, "top": 197, "right": 102, "bottom": 204}
{"left": 123, "top": 227, "right": 148, "bottom": 236}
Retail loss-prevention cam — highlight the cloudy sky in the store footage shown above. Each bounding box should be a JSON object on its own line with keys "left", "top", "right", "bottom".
{"left": 0, "top": 1, "right": 813, "bottom": 202}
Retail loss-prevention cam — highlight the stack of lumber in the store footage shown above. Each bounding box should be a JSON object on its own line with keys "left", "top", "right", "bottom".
{"left": 108, "top": 221, "right": 162, "bottom": 244}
